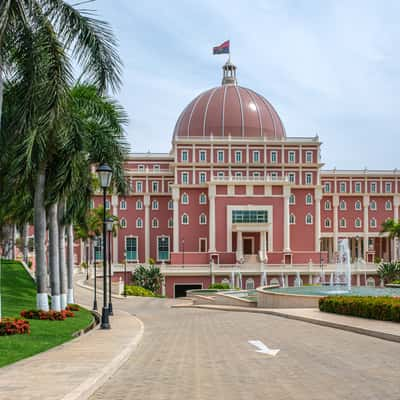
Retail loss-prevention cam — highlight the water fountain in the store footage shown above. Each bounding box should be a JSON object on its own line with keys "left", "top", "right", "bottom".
{"left": 231, "top": 270, "right": 235, "bottom": 289}
{"left": 294, "top": 271, "right": 302, "bottom": 287}
{"left": 261, "top": 270, "right": 267, "bottom": 286}
{"left": 280, "top": 272, "right": 285, "bottom": 288}
{"left": 329, "top": 238, "right": 352, "bottom": 294}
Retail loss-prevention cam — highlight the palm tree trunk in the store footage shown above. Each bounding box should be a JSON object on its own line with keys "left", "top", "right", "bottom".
{"left": 58, "top": 201, "right": 67, "bottom": 309}
{"left": 34, "top": 168, "right": 49, "bottom": 311}
{"left": 48, "top": 202, "right": 61, "bottom": 311}
{"left": 22, "top": 223, "right": 29, "bottom": 264}
{"left": 11, "top": 223, "right": 16, "bottom": 259}
{"left": 66, "top": 223, "right": 75, "bottom": 304}
{"left": 0, "top": 57, "right": 3, "bottom": 136}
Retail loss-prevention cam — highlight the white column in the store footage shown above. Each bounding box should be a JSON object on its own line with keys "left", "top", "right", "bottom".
{"left": 209, "top": 184, "right": 216, "bottom": 252}
{"left": 172, "top": 187, "right": 180, "bottom": 252}
{"left": 363, "top": 195, "right": 370, "bottom": 260}
{"left": 333, "top": 195, "right": 339, "bottom": 254}
{"left": 283, "top": 186, "right": 291, "bottom": 252}
{"left": 315, "top": 188, "right": 322, "bottom": 252}
{"left": 394, "top": 196, "right": 400, "bottom": 261}
{"left": 237, "top": 231, "right": 243, "bottom": 260}
{"left": 144, "top": 195, "right": 150, "bottom": 262}
{"left": 260, "top": 231, "right": 266, "bottom": 260}
{"left": 111, "top": 194, "right": 119, "bottom": 263}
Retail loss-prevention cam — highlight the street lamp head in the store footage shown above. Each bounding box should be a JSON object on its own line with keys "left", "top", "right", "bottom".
{"left": 96, "top": 163, "right": 113, "bottom": 188}
{"left": 105, "top": 217, "right": 114, "bottom": 232}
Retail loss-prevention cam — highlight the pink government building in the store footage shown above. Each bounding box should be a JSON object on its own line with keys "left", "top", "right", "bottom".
{"left": 87, "top": 61, "right": 400, "bottom": 297}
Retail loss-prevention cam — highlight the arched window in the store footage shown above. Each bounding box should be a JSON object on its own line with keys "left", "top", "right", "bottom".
{"left": 339, "top": 200, "right": 346, "bottom": 210}
{"left": 168, "top": 218, "right": 173, "bottom": 228}
{"left": 221, "top": 278, "right": 230, "bottom": 285}
{"left": 120, "top": 218, "right": 127, "bottom": 228}
{"left": 181, "top": 193, "right": 189, "bottom": 204}
{"left": 245, "top": 278, "right": 255, "bottom": 290}
{"left": 168, "top": 200, "right": 173, "bottom": 210}
{"left": 289, "top": 194, "right": 295, "bottom": 205}
{"left": 105, "top": 200, "right": 110, "bottom": 210}
{"left": 136, "top": 218, "right": 143, "bottom": 228}
{"left": 367, "top": 277, "right": 376, "bottom": 287}
{"left": 355, "top": 200, "right": 362, "bottom": 210}
{"left": 340, "top": 217, "right": 346, "bottom": 228}
{"left": 136, "top": 199, "right": 143, "bottom": 210}
{"left": 324, "top": 218, "right": 331, "bottom": 228}
{"left": 199, "top": 213, "right": 207, "bottom": 225}
{"left": 385, "top": 200, "right": 392, "bottom": 210}
{"left": 120, "top": 199, "right": 127, "bottom": 210}
{"left": 324, "top": 200, "right": 331, "bottom": 210}
{"left": 355, "top": 218, "right": 362, "bottom": 228}
{"left": 305, "top": 213, "right": 313, "bottom": 224}
{"left": 152, "top": 218, "right": 159, "bottom": 229}
{"left": 370, "top": 200, "right": 377, "bottom": 211}
{"left": 182, "top": 214, "right": 189, "bottom": 225}
{"left": 152, "top": 199, "right": 159, "bottom": 210}
{"left": 199, "top": 193, "right": 207, "bottom": 204}
{"left": 305, "top": 193, "right": 313, "bottom": 205}
{"left": 270, "top": 278, "right": 280, "bottom": 286}
{"left": 370, "top": 218, "right": 377, "bottom": 228}
{"left": 289, "top": 213, "right": 296, "bottom": 224}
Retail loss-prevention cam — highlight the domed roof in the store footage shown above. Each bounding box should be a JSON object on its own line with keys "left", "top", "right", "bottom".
{"left": 173, "top": 61, "right": 286, "bottom": 139}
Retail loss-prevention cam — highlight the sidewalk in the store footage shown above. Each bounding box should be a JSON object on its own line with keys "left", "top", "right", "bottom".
{"left": 178, "top": 303, "right": 400, "bottom": 343}
{"left": 0, "top": 308, "right": 144, "bottom": 400}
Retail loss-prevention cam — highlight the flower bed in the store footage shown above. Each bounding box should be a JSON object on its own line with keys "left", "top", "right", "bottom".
{"left": 319, "top": 296, "right": 400, "bottom": 322}
{"left": 66, "top": 304, "right": 81, "bottom": 312}
{"left": 20, "top": 309, "right": 75, "bottom": 321}
{"left": 0, "top": 318, "right": 30, "bottom": 336}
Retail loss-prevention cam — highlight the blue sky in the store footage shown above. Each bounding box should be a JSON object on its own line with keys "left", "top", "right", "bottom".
{"left": 93, "top": 0, "right": 399, "bottom": 169}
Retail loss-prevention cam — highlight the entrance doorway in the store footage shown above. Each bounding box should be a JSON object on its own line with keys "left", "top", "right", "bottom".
{"left": 243, "top": 238, "right": 254, "bottom": 255}
{"left": 174, "top": 284, "right": 202, "bottom": 298}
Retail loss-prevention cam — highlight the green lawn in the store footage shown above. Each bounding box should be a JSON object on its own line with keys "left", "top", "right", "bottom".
{"left": 0, "top": 260, "right": 93, "bottom": 368}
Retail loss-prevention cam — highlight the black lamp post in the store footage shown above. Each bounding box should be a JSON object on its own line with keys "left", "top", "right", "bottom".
{"left": 93, "top": 237, "right": 98, "bottom": 311}
{"left": 182, "top": 239, "right": 185, "bottom": 268}
{"left": 96, "top": 163, "right": 112, "bottom": 329}
{"left": 106, "top": 217, "right": 114, "bottom": 316}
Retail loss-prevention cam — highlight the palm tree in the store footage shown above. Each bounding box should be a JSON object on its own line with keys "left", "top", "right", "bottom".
{"left": 381, "top": 218, "right": 400, "bottom": 262}
{"left": 1, "top": 2, "right": 122, "bottom": 310}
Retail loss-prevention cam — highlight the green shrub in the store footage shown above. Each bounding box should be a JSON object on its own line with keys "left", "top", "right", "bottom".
{"left": 208, "top": 283, "right": 231, "bottom": 289}
{"left": 319, "top": 296, "right": 400, "bottom": 322}
{"left": 377, "top": 262, "right": 400, "bottom": 283}
{"left": 125, "top": 285, "right": 155, "bottom": 297}
{"left": 391, "top": 280, "right": 400, "bottom": 284}
{"left": 132, "top": 265, "right": 163, "bottom": 293}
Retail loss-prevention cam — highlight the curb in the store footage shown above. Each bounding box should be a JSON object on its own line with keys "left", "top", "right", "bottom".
{"left": 61, "top": 310, "right": 144, "bottom": 400}
{"left": 76, "top": 279, "right": 125, "bottom": 299}
{"left": 182, "top": 304, "right": 400, "bottom": 344}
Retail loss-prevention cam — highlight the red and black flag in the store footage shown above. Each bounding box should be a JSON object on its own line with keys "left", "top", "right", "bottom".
{"left": 213, "top": 40, "right": 230, "bottom": 55}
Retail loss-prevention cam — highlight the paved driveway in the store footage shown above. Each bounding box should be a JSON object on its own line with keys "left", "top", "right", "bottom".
{"left": 82, "top": 292, "right": 400, "bottom": 400}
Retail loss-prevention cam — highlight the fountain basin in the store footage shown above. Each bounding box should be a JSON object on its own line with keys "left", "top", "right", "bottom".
{"left": 257, "top": 286, "right": 400, "bottom": 309}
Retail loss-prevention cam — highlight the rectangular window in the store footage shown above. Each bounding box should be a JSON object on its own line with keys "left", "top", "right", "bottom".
{"left": 217, "top": 171, "right": 224, "bottom": 177}
{"left": 253, "top": 151, "right": 260, "bottom": 163}
{"left": 306, "top": 151, "right": 313, "bottom": 163}
{"left": 199, "top": 238, "right": 207, "bottom": 253}
{"left": 217, "top": 150, "right": 224, "bottom": 162}
{"left": 153, "top": 164, "right": 160, "bottom": 171}
{"left": 288, "top": 173, "right": 295, "bottom": 183}
{"left": 270, "top": 151, "right": 277, "bottom": 163}
{"left": 181, "top": 172, "right": 188, "bottom": 185}
{"left": 370, "top": 182, "right": 377, "bottom": 193}
{"left": 355, "top": 182, "right": 361, "bottom": 193}
{"left": 152, "top": 181, "right": 159, "bottom": 192}
{"left": 181, "top": 150, "right": 188, "bottom": 162}
{"left": 232, "top": 210, "right": 268, "bottom": 223}
{"left": 136, "top": 181, "right": 143, "bottom": 193}
{"left": 288, "top": 151, "right": 295, "bottom": 163}
{"left": 157, "top": 236, "right": 169, "bottom": 261}
{"left": 305, "top": 173, "right": 312, "bottom": 185}
{"left": 235, "top": 171, "right": 243, "bottom": 177}
{"left": 235, "top": 151, "right": 242, "bottom": 163}
{"left": 199, "top": 150, "right": 206, "bottom": 162}
{"left": 340, "top": 182, "right": 346, "bottom": 193}
{"left": 271, "top": 172, "right": 278, "bottom": 180}
{"left": 138, "top": 164, "right": 145, "bottom": 171}
{"left": 199, "top": 172, "right": 206, "bottom": 184}
{"left": 385, "top": 182, "right": 392, "bottom": 193}
{"left": 324, "top": 182, "right": 331, "bottom": 193}
{"left": 253, "top": 172, "right": 261, "bottom": 177}
{"left": 126, "top": 237, "right": 137, "bottom": 261}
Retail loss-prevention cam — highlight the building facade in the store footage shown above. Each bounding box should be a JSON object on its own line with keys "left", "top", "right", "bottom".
{"left": 87, "top": 61, "right": 400, "bottom": 297}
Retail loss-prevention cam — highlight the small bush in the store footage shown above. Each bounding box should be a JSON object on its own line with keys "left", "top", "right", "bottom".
{"left": 66, "top": 304, "right": 81, "bottom": 312}
{"left": 20, "top": 309, "right": 74, "bottom": 321}
{"left": 208, "top": 283, "right": 230, "bottom": 289}
{"left": 390, "top": 280, "right": 400, "bottom": 285}
{"left": 319, "top": 296, "right": 400, "bottom": 322}
{"left": 125, "top": 285, "right": 155, "bottom": 297}
{"left": 0, "top": 318, "right": 30, "bottom": 336}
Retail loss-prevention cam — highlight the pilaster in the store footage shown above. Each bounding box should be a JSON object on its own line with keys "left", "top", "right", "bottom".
{"left": 172, "top": 187, "right": 180, "bottom": 252}
{"left": 283, "top": 186, "right": 291, "bottom": 252}
{"left": 144, "top": 195, "right": 150, "bottom": 262}
{"left": 209, "top": 184, "right": 216, "bottom": 252}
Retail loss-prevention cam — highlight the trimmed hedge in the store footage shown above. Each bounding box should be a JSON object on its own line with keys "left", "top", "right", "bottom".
{"left": 125, "top": 285, "right": 155, "bottom": 297}
{"left": 209, "top": 283, "right": 230, "bottom": 289}
{"left": 319, "top": 296, "right": 400, "bottom": 322}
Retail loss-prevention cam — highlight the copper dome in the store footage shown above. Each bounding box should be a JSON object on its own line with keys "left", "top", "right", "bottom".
{"left": 173, "top": 63, "right": 286, "bottom": 139}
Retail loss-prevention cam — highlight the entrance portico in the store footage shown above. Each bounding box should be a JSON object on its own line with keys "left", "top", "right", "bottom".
{"left": 234, "top": 228, "right": 270, "bottom": 262}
